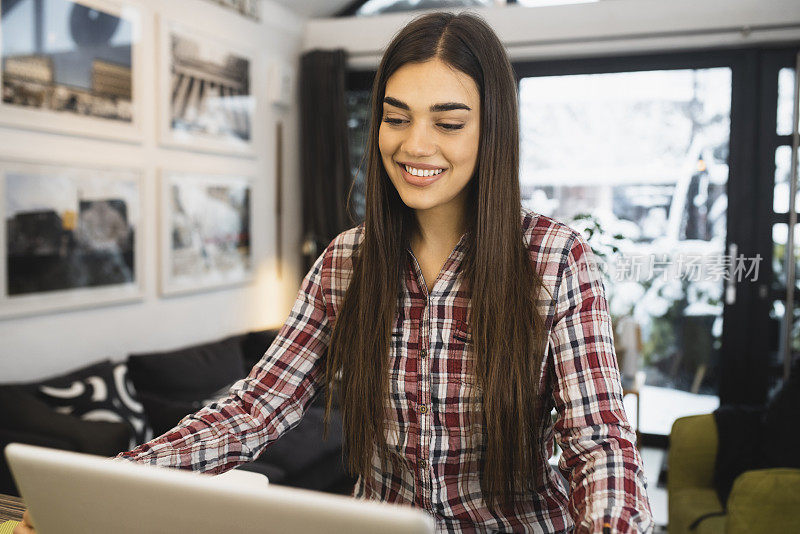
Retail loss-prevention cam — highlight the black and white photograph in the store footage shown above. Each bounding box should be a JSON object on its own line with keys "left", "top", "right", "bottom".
{"left": 160, "top": 171, "right": 252, "bottom": 295}
{"left": 0, "top": 0, "right": 142, "bottom": 140}
{"left": 202, "top": 0, "right": 260, "bottom": 21}
{"left": 159, "top": 19, "right": 255, "bottom": 155}
{"left": 0, "top": 160, "right": 143, "bottom": 318}
{"left": 1, "top": 2, "right": 800, "bottom": 533}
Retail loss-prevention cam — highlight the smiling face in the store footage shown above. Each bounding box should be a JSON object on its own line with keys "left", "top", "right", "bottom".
{"left": 378, "top": 58, "right": 481, "bottom": 221}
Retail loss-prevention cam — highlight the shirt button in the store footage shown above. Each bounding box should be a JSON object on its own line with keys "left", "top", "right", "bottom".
{"left": 419, "top": 459, "right": 428, "bottom": 469}
{"left": 420, "top": 348, "right": 427, "bottom": 358}
{"left": 418, "top": 404, "right": 428, "bottom": 414}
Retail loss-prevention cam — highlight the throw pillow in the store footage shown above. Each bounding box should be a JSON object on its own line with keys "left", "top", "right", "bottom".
{"left": 135, "top": 391, "right": 199, "bottom": 437}
{"left": 32, "top": 360, "right": 150, "bottom": 448}
{"left": 0, "top": 385, "right": 131, "bottom": 455}
{"left": 240, "top": 329, "right": 279, "bottom": 370}
{"left": 136, "top": 380, "right": 240, "bottom": 438}
{"left": 127, "top": 336, "right": 245, "bottom": 401}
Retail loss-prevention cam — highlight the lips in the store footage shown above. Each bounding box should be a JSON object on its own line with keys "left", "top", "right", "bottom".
{"left": 397, "top": 162, "right": 447, "bottom": 187}
{"left": 398, "top": 161, "right": 445, "bottom": 171}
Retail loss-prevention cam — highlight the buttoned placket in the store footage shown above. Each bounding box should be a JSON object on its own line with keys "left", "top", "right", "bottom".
{"left": 405, "top": 233, "right": 468, "bottom": 515}
{"left": 407, "top": 249, "right": 434, "bottom": 513}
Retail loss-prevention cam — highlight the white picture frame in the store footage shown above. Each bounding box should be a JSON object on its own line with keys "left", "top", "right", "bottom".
{"left": 0, "top": 159, "right": 144, "bottom": 319}
{"left": 202, "top": 0, "right": 260, "bottom": 22}
{"left": 157, "top": 17, "right": 256, "bottom": 156}
{"left": 159, "top": 170, "right": 253, "bottom": 296}
{"left": 0, "top": 0, "right": 143, "bottom": 142}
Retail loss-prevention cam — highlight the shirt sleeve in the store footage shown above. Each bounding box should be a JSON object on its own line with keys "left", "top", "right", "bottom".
{"left": 116, "top": 245, "right": 332, "bottom": 474}
{"left": 549, "top": 232, "right": 654, "bottom": 533}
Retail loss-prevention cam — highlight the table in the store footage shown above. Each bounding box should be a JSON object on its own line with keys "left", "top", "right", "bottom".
{"left": 0, "top": 493, "right": 23, "bottom": 523}
{"left": 622, "top": 371, "right": 646, "bottom": 448}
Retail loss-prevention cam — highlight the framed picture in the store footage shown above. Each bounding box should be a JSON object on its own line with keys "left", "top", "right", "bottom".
{"left": 201, "top": 0, "right": 260, "bottom": 22}
{"left": 0, "top": 0, "right": 143, "bottom": 142}
{"left": 158, "top": 18, "right": 256, "bottom": 156}
{"left": 0, "top": 159, "right": 144, "bottom": 319}
{"left": 159, "top": 171, "right": 252, "bottom": 296}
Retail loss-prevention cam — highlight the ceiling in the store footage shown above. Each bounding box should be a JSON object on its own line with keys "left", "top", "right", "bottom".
{"left": 267, "top": 0, "right": 503, "bottom": 19}
{"left": 268, "top": 0, "right": 356, "bottom": 18}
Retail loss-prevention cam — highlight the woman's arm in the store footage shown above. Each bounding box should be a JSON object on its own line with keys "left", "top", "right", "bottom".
{"left": 549, "top": 232, "right": 654, "bottom": 534}
{"left": 116, "top": 243, "right": 334, "bottom": 474}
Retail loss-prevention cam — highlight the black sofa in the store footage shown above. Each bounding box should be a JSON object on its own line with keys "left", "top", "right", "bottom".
{"left": 0, "top": 329, "right": 355, "bottom": 497}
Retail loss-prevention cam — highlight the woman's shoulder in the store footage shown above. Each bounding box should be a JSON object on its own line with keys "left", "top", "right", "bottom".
{"left": 521, "top": 208, "right": 598, "bottom": 313}
{"left": 316, "top": 223, "right": 364, "bottom": 287}
{"left": 520, "top": 207, "right": 584, "bottom": 262}
{"left": 324, "top": 222, "right": 365, "bottom": 258}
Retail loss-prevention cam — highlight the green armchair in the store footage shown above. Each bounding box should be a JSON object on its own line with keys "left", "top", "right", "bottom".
{"left": 668, "top": 413, "right": 800, "bottom": 534}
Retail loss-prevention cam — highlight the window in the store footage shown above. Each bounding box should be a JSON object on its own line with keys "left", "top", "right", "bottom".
{"left": 518, "top": 64, "right": 731, "bottom": 436}
{"left": 767, "top": 61, "right": 800, "bottom": 393}
{"left": 340, "top": 0, "right": 596, "bottom": 17}
{"left": 349, "top": 0, "right": 492, "bottom": 18}
{"left": 345, "top": 71, "right": 374, "bottom": 224}
{"left": 345, "top": 45, "right": 800, "bottom": 435}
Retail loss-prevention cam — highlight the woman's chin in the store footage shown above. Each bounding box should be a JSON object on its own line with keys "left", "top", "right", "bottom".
{"left": 395, "top": 192, "right": 440, "bottom": 211}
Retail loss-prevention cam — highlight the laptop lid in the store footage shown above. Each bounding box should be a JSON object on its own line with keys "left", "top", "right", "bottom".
{"left": 6, "top": 443, "right": 435, "bottom": 534}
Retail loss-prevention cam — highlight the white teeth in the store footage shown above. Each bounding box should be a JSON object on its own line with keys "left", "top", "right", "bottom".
{"left": 404, "top": 164, "right": 444, "bottom": 177}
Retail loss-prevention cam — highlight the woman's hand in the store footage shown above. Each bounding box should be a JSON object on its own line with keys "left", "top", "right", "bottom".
{"left": 12, "top": 510, "right": 35, "bottom": 533}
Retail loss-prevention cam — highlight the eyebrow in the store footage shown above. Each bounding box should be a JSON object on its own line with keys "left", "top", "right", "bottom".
{"left": 383, "top": 96, "right": 471, "bottom": 112}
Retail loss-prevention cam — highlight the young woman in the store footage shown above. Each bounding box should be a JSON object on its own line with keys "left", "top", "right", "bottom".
{"left": 15, "top": 11, "right": 653, "bottom": 534}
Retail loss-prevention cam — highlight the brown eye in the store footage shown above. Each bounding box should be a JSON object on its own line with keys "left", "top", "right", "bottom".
{"left": 382, "top": 118, "right": 406, "bottom": 125}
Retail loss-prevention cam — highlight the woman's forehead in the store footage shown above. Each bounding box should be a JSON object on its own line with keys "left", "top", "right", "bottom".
{"left": 384, "top": 60, "right": 479, "bottom": 110}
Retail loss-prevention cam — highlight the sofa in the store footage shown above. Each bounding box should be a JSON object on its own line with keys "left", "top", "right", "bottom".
{"left": 668, "top": 413, "right": 800, "bottom": 534}
{"left": 0, "top": 329, "right": 355, "bottom": 498}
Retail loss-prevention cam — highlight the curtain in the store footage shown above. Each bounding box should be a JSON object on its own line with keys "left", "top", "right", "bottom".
{"left": 299, "top": 49, "right": 352, "bottom": 273}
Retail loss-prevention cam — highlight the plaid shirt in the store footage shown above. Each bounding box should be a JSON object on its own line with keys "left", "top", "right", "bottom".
{"left": 118, "top": 208, "right": 653, "bottom": 533}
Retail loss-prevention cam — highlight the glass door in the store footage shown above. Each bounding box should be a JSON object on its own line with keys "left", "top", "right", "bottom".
{"left": 763, "top": 49, "right": 800, "bottom": 395}
{"left": 515, "top": 52, "right": 745, "bottom": 437}
{"left": 344, "top": 47, "right": 800, "bottom": 437}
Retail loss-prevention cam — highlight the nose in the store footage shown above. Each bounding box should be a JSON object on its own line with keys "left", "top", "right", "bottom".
{"left": 401, "top": 121, "right": 436, "bottom": 157}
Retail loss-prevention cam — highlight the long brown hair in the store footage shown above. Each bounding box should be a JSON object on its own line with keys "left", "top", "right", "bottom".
{"left": 323, "top": 11, "right": 549, "bottom": 512}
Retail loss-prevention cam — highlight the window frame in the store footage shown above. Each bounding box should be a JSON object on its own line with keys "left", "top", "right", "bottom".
{"left": 512, "top": 45, "right": 796, "bottom": 406}
{"left": 344, "top": 42, "right": 800, "bottom": 410}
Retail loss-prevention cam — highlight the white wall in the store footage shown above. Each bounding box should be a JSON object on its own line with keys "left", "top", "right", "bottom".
{"left": 0, "top": 0, "right": 307, "bottom": 381}
{"left": 4, "top": 0, "right": 799, "bottom": 383}
{"left": 305, "top": 0, "right": 800, "bottom": 67}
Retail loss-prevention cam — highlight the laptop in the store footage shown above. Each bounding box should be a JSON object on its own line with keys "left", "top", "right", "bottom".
{"left": 5, "top": 443, "right": 435, "bottom": 534}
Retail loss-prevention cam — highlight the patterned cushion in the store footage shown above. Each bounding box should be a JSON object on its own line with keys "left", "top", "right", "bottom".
{"left": 33, "top": 360, "right": 151, "bottom": 448}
